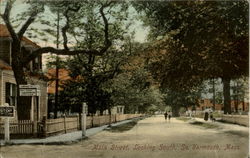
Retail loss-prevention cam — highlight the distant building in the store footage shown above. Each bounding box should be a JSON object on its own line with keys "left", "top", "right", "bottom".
{"left": 0, "top": 24, "right": 48, "bottom": 121}
{"left": 196, "top": 99, "right": 223, "bottom": 111}
{"left": 231, "top": 100, "right": 249, "bottom": 112}
{"left": 194, "top": 98, "right": 249, "bottom": 112}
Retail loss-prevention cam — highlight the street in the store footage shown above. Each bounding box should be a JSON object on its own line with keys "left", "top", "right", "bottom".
{"left": 0, "top": 116, "right": 248, "bottom": 158}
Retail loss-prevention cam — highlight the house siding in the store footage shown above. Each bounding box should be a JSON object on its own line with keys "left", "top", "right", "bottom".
{"left": 0, "top": 70, "right": 48, "bottom": 121}
{"left": 0, "top": 40, "right": 10, "bottom": 64}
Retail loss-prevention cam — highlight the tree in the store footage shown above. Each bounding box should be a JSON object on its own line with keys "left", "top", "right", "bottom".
{"left": 45, "top": 0, "right": 129, "bottom": 117}
{"left": 161, "top": 86, "right": 203, "bottom": 116}
{"left": 133, "top": 1, "right": 248, "bottom": 114}
{"left": 108, "top": 70, "right": 164, "bottom": 114}
{"left": 0, "top": 0, "right": 117, "bottom": 119}
{"left": 202, "top": 79, "right": 222, "bottom": 109}
{"left": 106, "top": 40, "right": 165, "bottom": 114}
{"left": 231, "top": 77, "right": 249, "bottom": 112}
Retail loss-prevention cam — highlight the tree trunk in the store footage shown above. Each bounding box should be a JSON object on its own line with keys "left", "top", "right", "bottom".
{"left": 12, "top": 44, "right": 32, "bottom": 120}
{"left": 222, "top": 77, "right": 231, "bottom": 114}
{"left": 100, "top": 109, "right": 104, "bottom": 116}
{"left": 242, "top": 101, "right": 245, "bottom": 111}
{"left": 108, "top": 108, "right": 111, "bottom": 127}
{"left": 172, "top": 105, "right": 180, "bottom": 117}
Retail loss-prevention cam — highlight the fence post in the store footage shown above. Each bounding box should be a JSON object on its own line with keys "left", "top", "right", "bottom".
{"left": 77, "top": 114, "right": 79, "bottom": 130}
{"left": 91, "top": 115, "right": 94, "bottom": 127}
{"left": 64, "top": 114, "right": 67, "bottom": 134}
{"left": 42, "top": 116, "right": 47, "bottom": 137}
{"left": 81, "top": 113, "right": 84, "bottom": 129}
{"left": 82, "top": 103, "right": 87, "bottom": 137}
{"left": 99, "top": 116, "right": 101, "bottom": 126}
{"left": 79, "top": 113, "right": 82, "bottom": 130}
{"left": 33, "top": 120, "right": 37, "bottom": 137}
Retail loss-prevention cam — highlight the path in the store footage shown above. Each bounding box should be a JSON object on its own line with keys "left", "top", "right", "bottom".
{"left": 0, "top": 115, "right": 248, "bottom": 158}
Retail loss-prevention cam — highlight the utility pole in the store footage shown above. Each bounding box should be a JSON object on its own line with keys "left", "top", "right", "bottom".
{"left": 212, "top": 78, "right": 215, "bottom": 111}
{"left": 54, "top": 10, "right": 60, "bottom": 119}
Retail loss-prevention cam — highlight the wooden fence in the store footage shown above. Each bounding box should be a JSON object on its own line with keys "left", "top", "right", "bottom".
{"left": 0, "top": 114, "right": 144, "bottom": 138}
{"left": 43, "top": 116, "right": 79, "bottom": 136}
{"left": 40, "top": 114, "right": 144, "bottom": 137}
{"left": 0, "top": 120, "right": 34, "bottom": 138}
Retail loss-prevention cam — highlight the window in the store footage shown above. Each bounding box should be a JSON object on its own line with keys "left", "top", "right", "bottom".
{"left": 33, "top": 57, "right": 40, "bottom": 71}
{"left": 32, "top": 56, "right": 42, "bottom": 71}
{"left": 5, "top": 82, "right": 17, "bottom": 106}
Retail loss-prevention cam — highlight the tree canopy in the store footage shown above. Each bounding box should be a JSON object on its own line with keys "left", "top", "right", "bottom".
{"left": 133, "top": 0, "right": 249, "bottom": 114}
{"left": 0, "top": 0, "right": 127, "bottom": 119}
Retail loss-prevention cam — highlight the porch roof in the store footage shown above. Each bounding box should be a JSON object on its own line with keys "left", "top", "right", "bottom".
{"left": 0, "top": 24, "right": 40, "bottom": 48}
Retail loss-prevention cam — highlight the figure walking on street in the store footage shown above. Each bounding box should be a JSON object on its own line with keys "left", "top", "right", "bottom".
{"left": 204, "top": 112, "right": 209, "bottom": 121}
{"left": 168, "top": 111, "right": 172, "bottom": 122}
{"left": 210, "top": 112, "right": 214, "bottom": 122}
{"left": 164, "top": 112, "right": 168, "bottom": 120}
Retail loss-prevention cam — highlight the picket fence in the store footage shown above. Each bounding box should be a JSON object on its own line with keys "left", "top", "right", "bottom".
{"left": 0, "top": 114, "right": 144, "bottom": 138}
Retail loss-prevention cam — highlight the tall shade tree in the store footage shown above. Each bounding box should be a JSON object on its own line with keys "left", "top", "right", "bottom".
{"left": 134, "top": 0, "right": 248, "bottom": 114}
{"left": 0, "top": 0, "right": 117, "bottom": 119}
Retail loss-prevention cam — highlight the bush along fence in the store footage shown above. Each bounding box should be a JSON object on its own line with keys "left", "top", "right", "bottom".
{"left": 0, "top": 114, "right": 145, "bottom": 138}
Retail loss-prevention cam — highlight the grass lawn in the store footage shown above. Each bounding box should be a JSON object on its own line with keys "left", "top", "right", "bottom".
{"left": 189, "top": 121, "right": 220, "bottom": 129}
{"left": 176, "top": 117, "right": 192, "bottom": 122}
{"left": 105, "top": 121, "right": 138, "bottom": 133}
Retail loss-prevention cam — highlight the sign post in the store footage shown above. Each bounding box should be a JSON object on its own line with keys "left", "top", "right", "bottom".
{"left": 0, "top": 103, "right": 14, "bottom": 143}
{"left": 82, "top": 102, "right": 88, "bottom": 137}
{"left": 4, "top": 116, "right": 9, "bottom": 143}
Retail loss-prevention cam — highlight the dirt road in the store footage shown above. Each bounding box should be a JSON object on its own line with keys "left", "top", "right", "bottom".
{"left": 0, "top": 116, "right": 248, "bottom": 158}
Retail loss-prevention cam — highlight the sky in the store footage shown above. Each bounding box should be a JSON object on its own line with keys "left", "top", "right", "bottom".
{"left": 0, "top": 0, "right": 149, "bottom": 69}
{"left": 0, "top": 0, "right": 149, "bottom": 44}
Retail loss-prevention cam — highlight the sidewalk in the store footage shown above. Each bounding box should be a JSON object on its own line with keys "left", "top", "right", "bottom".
{"left": 0, "top": 117, "right": 143, "bottom": 146}
{"left": 188, "top": 117, "right": 249, "bottom": 135}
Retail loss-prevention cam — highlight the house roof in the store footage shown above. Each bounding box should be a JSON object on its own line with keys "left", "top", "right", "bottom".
{"left": 0, "top": 24, "right": 40, "bottom": 48}
{"left": 0, "top": 59, "right": 12, "bottom": 70}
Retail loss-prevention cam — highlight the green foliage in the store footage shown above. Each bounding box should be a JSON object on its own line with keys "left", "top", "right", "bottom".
{"left": 42, "top": 1, "right": 131, "bottom": 115}
{"left": 105, "top": 120, "right": 138, "bottom": 133}
{"left": 108, "top": 68, "right": 164, "bottom": 114}
{"left": 134, "top": 0, "right": 248, "bottom": 84}
{"left": 231, "top": 77, "right": 249, "bottom": 102}
{"left": 162, "top": 86, "right": 203, "bottom": 115}
{"left": 164, "top": 106, "right": 172, "bottom": 112}
{"left": 179, "top": 107, "right": 186, "bottom": 114}
{"left": 147, "top": 105, "right": 158, "bottom": 114}
{"left": 176, "top": 117, "right": 191, "bottom": 122}
{"left": 133, "top": 1, "right": 248, "bottom": 114}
